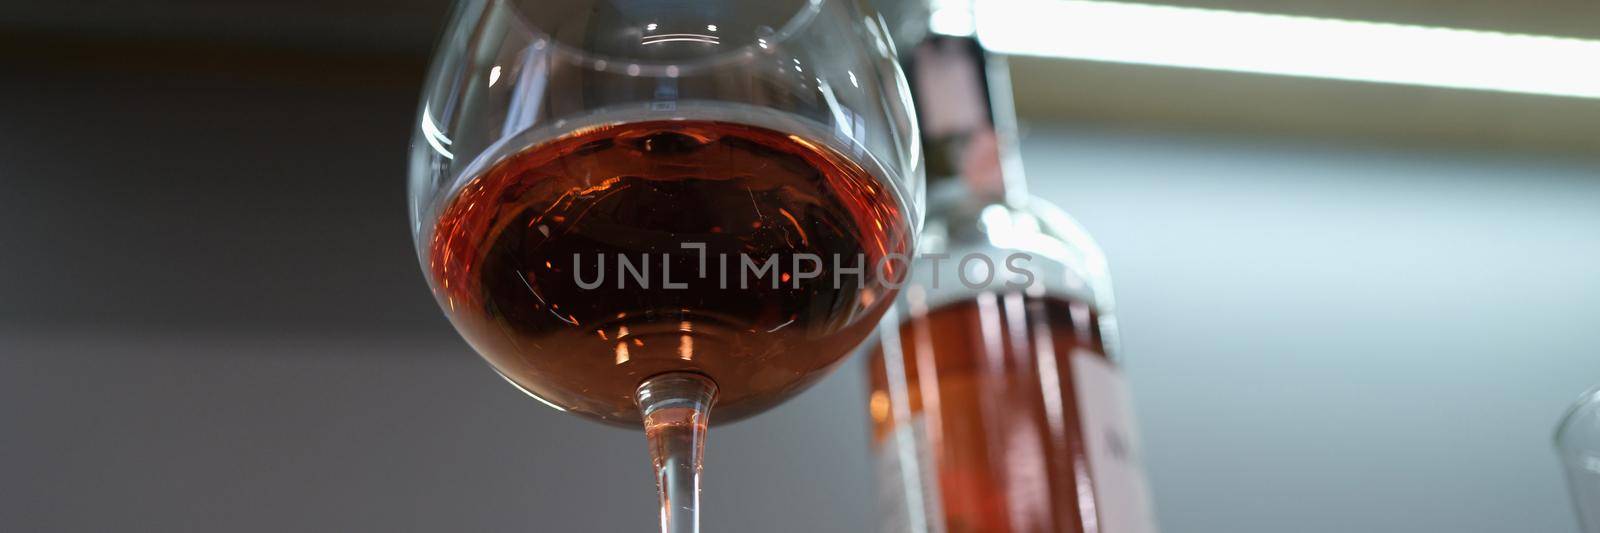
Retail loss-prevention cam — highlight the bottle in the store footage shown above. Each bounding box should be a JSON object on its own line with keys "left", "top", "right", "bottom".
{"left": 865, "top": 4, "right": 1159, "bottom": 531}
{"left": 1556, "top": 385, "right": 1600, "bottom": 533}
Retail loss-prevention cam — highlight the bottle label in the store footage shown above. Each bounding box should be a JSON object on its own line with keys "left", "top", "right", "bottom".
{"left": 1071, "top": 350, "right": 1159, "bottom": 533}
{"left": 874, "top": 418, "right": 946, "bottom": 533}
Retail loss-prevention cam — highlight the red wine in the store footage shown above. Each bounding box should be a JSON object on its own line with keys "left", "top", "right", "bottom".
{"left": 869, "top": 293, "right": 1156, "bottom": 533}
{"left": 428, "top": 118, "right": 911, "bottom": 424}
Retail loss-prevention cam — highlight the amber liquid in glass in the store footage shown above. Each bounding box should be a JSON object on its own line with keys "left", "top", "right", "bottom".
{"left": 869, "top": 292, "right": 1119, "bottom": 533}
{"left": 429, "top": 119, "right": 910, "bottom": 424}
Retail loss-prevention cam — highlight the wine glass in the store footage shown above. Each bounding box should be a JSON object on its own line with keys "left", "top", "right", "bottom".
{"left": 1557, "top": 385, "right": 1600, "bottom": 533}
{"left": 407, "top": 0, "right": 922, "bottom": 531}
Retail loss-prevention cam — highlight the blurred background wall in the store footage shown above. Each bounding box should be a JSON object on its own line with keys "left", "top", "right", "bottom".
{"left": 3, "top": 1, "right": 1599, "bottom": 532}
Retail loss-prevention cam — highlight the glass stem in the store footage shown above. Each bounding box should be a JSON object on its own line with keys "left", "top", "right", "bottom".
{"left": 636, "top": 372, "right": 717, "bottom": 533}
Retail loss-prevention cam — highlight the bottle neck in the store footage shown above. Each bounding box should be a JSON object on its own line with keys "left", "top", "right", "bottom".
{"left": 901, "top": 34, "right": 1030, "bottom": 207}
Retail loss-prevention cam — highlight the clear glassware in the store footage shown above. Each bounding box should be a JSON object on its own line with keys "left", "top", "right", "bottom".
{"left": 864, "top": 11, "right": 1157, "bottom": 530}
{"left": 406, "top": 1, "right": 922, "bottom": 531}
{"left": 1556, "top": 385, "right": 1600, "bottom": 533}
{"left": 868, "top": 187, "right": 1162, "bottom": 533}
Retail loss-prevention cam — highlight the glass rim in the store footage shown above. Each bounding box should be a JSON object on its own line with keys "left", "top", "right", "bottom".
{"left": 502, "top": 0, "right": 828, "bottom": 78}
{"left": 1555, "top": 383, "right": 1600, "bottom": 446}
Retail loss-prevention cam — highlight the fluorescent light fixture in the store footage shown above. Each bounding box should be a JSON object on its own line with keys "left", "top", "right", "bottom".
{"left": 975, "top": 0, "right": 1600, "bottom": 99}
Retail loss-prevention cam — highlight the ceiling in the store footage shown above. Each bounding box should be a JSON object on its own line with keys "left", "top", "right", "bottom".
{"left": 6, "top": 0, "right": 1597, "bottom": 156}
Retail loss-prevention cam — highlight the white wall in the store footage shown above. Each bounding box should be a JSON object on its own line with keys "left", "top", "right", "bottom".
{"left": 1024, "top": 126, "right": 1600, "bottom": 533}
